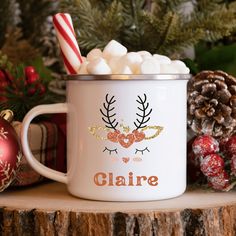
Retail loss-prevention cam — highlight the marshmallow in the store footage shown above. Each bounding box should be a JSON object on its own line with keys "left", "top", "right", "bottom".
{"left": 103, "top": 40, "right": 127, "bottom": 59}
{"left": 116, "top": 65, "right": 133, "bottom": 74}
{"left": 160, "top": 63, "right": 179, "bottom": 74}
{"left": 138, "top": 51, "right": 152, "bottom": 58}
{"left": 122, "top": 52, "right": 143, "bottom": 73}
{"left": 178, "top": 66, "right": 190, "bottom": 74}
{"left": 141, "top": 55, "right": 153, "bottom": 61}
{"left": 83, "top": 40, "right": 190, "bottom": 76}
{"left": 107, "top": 56, "right": 121, "bottom": 73}
{"left": 78, "top": 61, "right": 89, "bottom": 74}
{"left": 171, "top": 60, "right": 186, "bottom": 67}
{"left": 87, "top": 48, "right": 103, "bottom": 62}
{"left": 171, "top": 60, "right": 190, "bottom": 74}
{"left": 140, "top": 58, "right": 161, "bottom": 74}
{"left": 153, "top": 54, "right": 171, "bottom": 64}
{"left": 87, "top": 58, "right": 112, "bottom": 74}
{"left": 109, "top": 57, "right": 133, "bottom": 74}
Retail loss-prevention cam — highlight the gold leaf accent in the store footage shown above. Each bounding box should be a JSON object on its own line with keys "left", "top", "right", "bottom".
{"left": 141, "top": 126, "right": 164, "bottom": 140}
{"left": 119, "top": 123, "right": 130, "bottom": 133}
{"left": 88, "top": 126, "right": 110, "bottom": 140}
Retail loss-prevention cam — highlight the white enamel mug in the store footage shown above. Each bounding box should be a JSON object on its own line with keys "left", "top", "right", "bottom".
{"left": 21, "top": 74, "right": 190, "bottom": 201}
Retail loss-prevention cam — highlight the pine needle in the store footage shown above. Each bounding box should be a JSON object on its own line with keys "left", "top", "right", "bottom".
{"left": 59, "top": 0, "right": 236, "bottom": 58}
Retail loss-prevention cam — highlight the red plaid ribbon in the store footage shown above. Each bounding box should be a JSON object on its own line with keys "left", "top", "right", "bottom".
{"left": 11, "top": 119, "right": 66, "bottom": 186}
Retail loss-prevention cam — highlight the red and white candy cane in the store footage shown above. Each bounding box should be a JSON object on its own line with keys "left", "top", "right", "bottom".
{"left": 53, "top": 13, "right": 83, "bottom": 74}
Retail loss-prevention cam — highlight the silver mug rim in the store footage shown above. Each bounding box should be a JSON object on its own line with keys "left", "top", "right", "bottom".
{"left": 63, "top": 74, "right": 191, "bottom": 81}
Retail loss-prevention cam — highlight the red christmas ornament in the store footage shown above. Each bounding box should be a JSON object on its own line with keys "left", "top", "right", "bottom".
{"left": 0, "top": 110, "right": 22, "bottom": 191}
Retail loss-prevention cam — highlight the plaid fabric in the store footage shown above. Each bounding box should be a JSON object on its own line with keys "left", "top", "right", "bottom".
{"left": 11, "top": 120, "right": 66, "bottom": 186}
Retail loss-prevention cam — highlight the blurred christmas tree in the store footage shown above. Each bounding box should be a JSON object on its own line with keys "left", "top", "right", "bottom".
{"left": 191, "top": 1, "right": 236, "bottom": 76}
{"left": 0, "top": 0, "right": 236, "bottom": 73}
{"left": 0, "top": 0, "right": 63, "bottom": 120}
{"left": 0, "top": 0, "right": 12, "bottom": 48}
{"left": 0, "top": 0, "right": 60, "bottom": 69}
{"left": 60, "top": 0, "right": 236, "bottom": 58}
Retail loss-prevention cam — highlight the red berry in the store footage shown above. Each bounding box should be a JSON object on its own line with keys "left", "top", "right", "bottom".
{"left": 0, "top": 70, "right": 11, "bottom": 90}
{"left": 26, "top": 73, "right": 39, "bottom": 84}
{"left": 36, "top": 83, "right": 46, "bottom": 95}
{"left": 16, "top": 91, "right": 24, "bottom": 97}
{"left": 0, "top": 70, "right": 6, "bottom": 80}
{"left": 5, "top": 71, "right": 14, "bottom": 82}
{"left": 231, "top": 155, "right": 236, "bottom": 176}
{"left": 200, "top": 154, "right": 224, "bottom": 177}
{"left": 27, "top": 87, "right": 36, "bottom": 96}
{"left": 224, "top": 135, "right": 236, "bottom": 157}
{"left": 192, "top": 135, "right": 219, "bottom": 157}
{"left": 24, "top": 66, "right": 36, "bottom": 76}
{"left": 208, "top": 170, "right": 230, "bottom": 190}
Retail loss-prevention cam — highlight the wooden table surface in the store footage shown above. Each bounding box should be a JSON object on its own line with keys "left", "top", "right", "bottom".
{"left": 0, "top": 182, "right": 235, "bottom": 236}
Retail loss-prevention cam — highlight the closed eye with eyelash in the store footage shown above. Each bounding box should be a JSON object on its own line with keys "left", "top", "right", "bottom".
{"left": 103, "top": 147, "right": 118, "bottom": 155}
{"left": 135, "top": 147, "right": 150, "bottom": 155}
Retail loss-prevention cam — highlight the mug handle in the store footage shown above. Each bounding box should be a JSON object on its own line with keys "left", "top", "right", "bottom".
{"left": 21, "top": 103, "right": 68, "bottom": 184}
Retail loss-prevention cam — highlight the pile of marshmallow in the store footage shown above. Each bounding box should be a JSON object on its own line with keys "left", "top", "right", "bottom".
{"left": 78, "top": 40, "right": 190, "bottom": 75}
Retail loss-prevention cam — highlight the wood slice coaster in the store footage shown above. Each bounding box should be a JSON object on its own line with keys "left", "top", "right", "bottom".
{"left": 0, "top": 182, "right": 235, "bottom": 236}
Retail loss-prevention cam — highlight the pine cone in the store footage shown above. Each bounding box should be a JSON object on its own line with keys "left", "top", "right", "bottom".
{"left": 188, "top": 70, "right": 236, "bottom": 138}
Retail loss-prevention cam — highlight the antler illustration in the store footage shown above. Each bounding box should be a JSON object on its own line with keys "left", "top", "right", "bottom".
{"left": 134, "top": 94, "right": 152, "bottom": 130}
{"left": 100, "top": 94, "right": 118, "bottom": 130}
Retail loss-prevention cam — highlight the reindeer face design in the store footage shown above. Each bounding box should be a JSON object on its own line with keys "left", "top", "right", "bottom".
{"left": 88, "top": 94, "right": 163, "bottom": 162}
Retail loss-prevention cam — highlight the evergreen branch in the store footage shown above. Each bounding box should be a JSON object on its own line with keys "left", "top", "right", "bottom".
{"left": 60, "top": 0, "right": 236, "bottom": 57}
{"left": 66, "top": 0, "right": 123, "bottom": 53}
{"left": 156, "top": 12, "right": 176, "bottom": 51}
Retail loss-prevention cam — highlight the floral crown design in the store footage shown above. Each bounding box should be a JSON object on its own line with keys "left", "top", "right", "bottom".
{"left": 89, "top": 94, "right": 163, "bottom": 148}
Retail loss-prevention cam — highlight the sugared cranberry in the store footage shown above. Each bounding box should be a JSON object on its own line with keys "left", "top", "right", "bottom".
{"left": 200, "top": 154, "right": 224, "bottom": 177}
{"left": 208, "top": 170, "right": 230, "bottom": 190}
{"left": 192, "top": 135, "right": 219, "bottom": 158}
{"left": 231, "top": 155, "right": 236, "bottom": 176}
{"left": 224, "top": 135, "right": 236, "bottom": 157}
